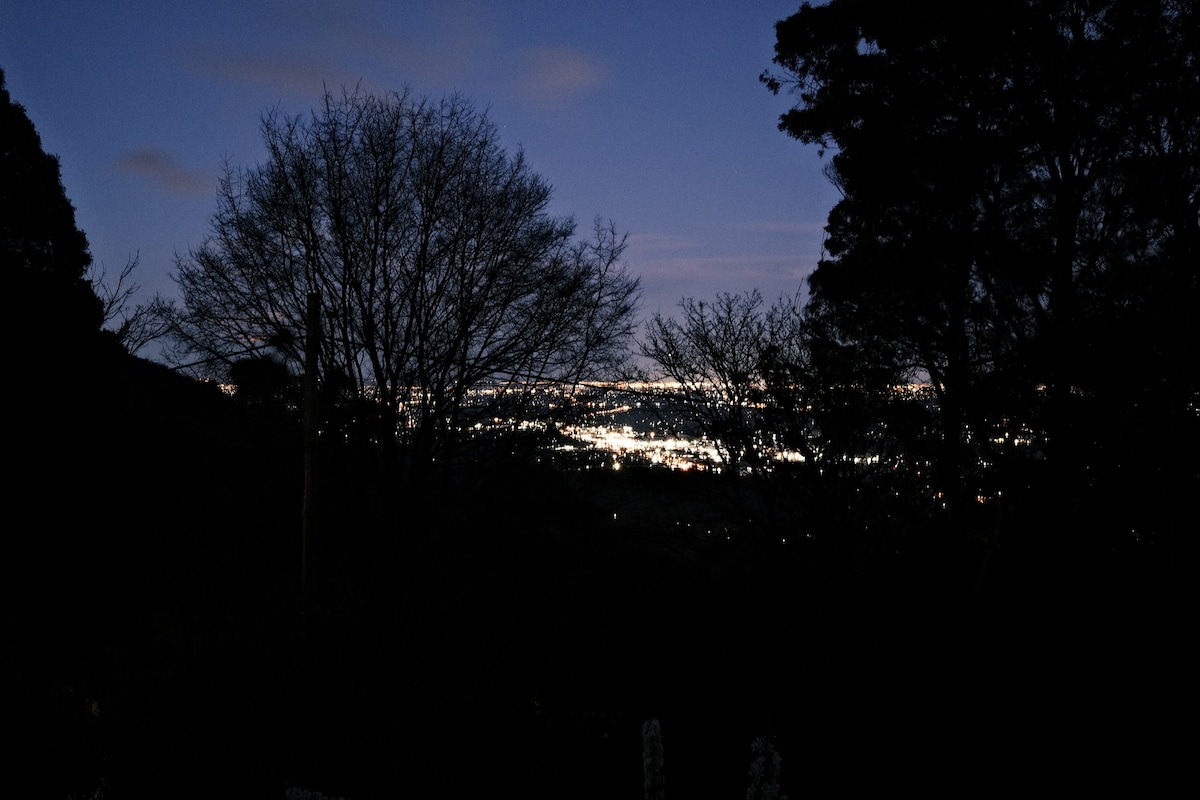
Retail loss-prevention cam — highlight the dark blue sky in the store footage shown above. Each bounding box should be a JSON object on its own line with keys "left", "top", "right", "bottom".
{"left": 4, "top": 0, "right": 837, "bottom": 325}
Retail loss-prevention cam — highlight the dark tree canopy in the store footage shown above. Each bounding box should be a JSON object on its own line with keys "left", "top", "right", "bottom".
{"left": 764, "top": 0, "right": 1199, "bottom": 544}
{"left": 1, "top": 67, "right": 103, "bottom": 347}
{"left": 168, "top": 87, "right": 640, "bottom": 476}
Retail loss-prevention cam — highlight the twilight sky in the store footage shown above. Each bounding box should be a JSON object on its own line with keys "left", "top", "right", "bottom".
{"left": 3, "top": 0, "right": 837, "bottom": 331}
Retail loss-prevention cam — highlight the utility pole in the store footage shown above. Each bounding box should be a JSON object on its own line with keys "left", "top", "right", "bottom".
{"left": 302, "top": 290, "right": 320, "bottom": 594}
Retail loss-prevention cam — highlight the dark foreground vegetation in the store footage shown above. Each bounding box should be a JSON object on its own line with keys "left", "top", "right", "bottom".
{"left": 9, "top": 344, "right": 1188, "bottom": 799}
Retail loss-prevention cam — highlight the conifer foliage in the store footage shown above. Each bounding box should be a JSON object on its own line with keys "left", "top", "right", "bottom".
{"left": 1, "top": 67, "right": 103, "bottom": 354}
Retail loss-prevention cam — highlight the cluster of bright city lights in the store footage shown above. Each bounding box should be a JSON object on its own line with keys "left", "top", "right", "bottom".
{"left": 558, "top": 423, "right": 721, "bottom": 471}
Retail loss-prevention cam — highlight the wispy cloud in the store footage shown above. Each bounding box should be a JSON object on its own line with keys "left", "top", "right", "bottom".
{"left": 516, "top": 46, "right": 607, "bottom": 106}
{"left": 627, "top": 231, "right": 697, "bottom": 253}
{"left": 625, "top": 225, "right": 818, "bottom": 308}
{"left": 113, "top": 148, "right": 211, "bottom": 194}
{"left": 637, "top": 254, "right": 813, "bottom": 283}
{"left": 178, "top": 1, "right": 497, "bottom": 98}
{"left": 736, "top": 220, "right": 827, "bottom": 235}
{"left": 183, "top": 48, "right": 355, "bottom": 96}
{"left": 631, "top": 251, "right": 815, "bottom": 316}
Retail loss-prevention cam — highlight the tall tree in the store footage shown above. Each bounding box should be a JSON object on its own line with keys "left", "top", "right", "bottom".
{"left": 641, "top": 290, "right": 809, "bottom": 475}
{"left": 167, "top": 87, "right": 640, "bottom": 482}
{"left": 641, "top": 288, "right": 929, "bottom": 541}
{"left": 763, "top": 0, "right": 1199, "bottom": 546}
